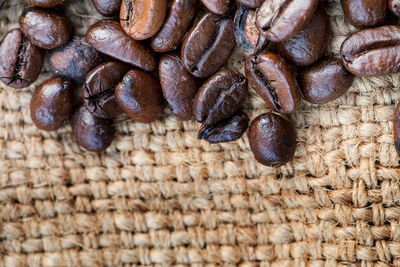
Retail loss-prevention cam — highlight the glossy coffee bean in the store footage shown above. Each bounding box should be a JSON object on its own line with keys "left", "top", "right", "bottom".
{"left": 120, "top": 0, "right": 167, "bottom": 40}
{"left": 394, "top": 102, "right": 400, "bottom": 156}
{"left": 193, "top": 69, "right": 248, "bottom": 125}
{"left": 182, "top": 13, "right": 235, "bottom": 78}
{"left": 92, "top": 0, "right": 121, "bottom": 16}
{"left": 389, "top": 0, "right": 400, "bottom": 17}
{"left": 249, "top": 113, "right": 297, "bottom": 167}
{"left": 115, "top": 70, "right": 164, "bottom": 123}
{"left": 71, "top": 105, "right": 114, "bottom": 152}
{"left": 201, "top": 0, "right": 233, "bottom": 15}
{"left": 245, "top": 52, "right": 300, "bottom": 114}
{"left": 28, "top": 0, "right": 66, "bottom": 7}
{"left": 299, "top": 58, "right": 355, "bottom": 104}
{"left": 198, "top": 111, "right": 249, "bottom": 143}
{"left": 277, "top": 5, "right": 330, "bottom": 67}
{"left": 48, "top": 36, "right": 105, "bottom": 84}
{"left": 0, "top": 29, "right": 44, "bottom": 89}
{"left": 83, "top": 62, "right": 130, "bottom": 119}
{"left": 236, "top": 0, "right": 263, "bottom": 8}
{"left": 30, "top": 78, "right": 75, "bottom": 131}
{"left": 256, "top": 0, "right": 319, "bottom": 42}
{"left": 19, "top": 7, "right": 72, "bottom": 49}
{"left": 159, "top": 52, "right": 200, "bottom": 121}
{"left": 86, "top": 20, "right": 156, "bottom": 72}
{"left": 340, "top": 25, "right": 400, "bottom": 77}
{"left": 151, "top": 0, "right": 198, "bottom": 53}
{"left": 341, "top": 0, "right": 387, "bottom": 27}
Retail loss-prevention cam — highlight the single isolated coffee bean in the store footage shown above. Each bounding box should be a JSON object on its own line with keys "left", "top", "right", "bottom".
{"left": 28, "top": 0, "right": 67, "bottom": 7}
{"left": 151, "top": 0, "right": 198, "bottom": 53}
{"left": 299, "top": 58, "right": 355, "bottom": 104}
{"left": 236, "top": 0, "right": 263, "bottom": 8}
{"left": 341, "top": 0, "right": 387, "bottom": 28}
{"left": 115, "top": 70, "right": 164, "bottom": 123}
{"left": 19, "top": 7, "right": 72, "bottom": 49}
{"left": 71, "top": 105, "right": 114, "bottom": 152}
{"left": 92, "top": 0, "right": 121, "bottom": 16}
{"left": 86, "top": 20, "right": 156, "bottom": 72}
{"left": 245, "top": 52, "right": 300, "bottom": 114}
{"left": 340, "top": 25, "right": 400, "bottom": 77}
{"left": 30, "top": 78, "right": 75, "bottom": 131}
{"left": 249, "top": 112, "right": 297, "bottom": 167}
{"left": 0, "top": 29, "right": 44, "bottom": 89}
{"left": 120, "top": 0, "right": 167, "bottom": 40}
{"left": 201, "top": 0, "right": 233, "bottom": 15}
{"left": 256, "top": 0, "right": 319, "bottom": 42}
{"left": 394, "top": 102, "right": 400, "bottom": 156}
{"left": 83, "top": 61, "right": 130, "bottom": 119}
{"left": 198, "top": 111, "right": 249, "bottom": 143}
{"left": 389, "top": 0, "right": 400, "bottom": 17}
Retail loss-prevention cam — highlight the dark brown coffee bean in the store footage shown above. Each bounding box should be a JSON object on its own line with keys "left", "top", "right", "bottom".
{"left": 256, "top": 0, "right": 319, "bottom": 42}
{"left": 83, "top": 61, "right": 130, "bottom": 119}
{"left": 71, "top": 105, "right": 114, "bottom": 152}
{"left": 245, "top": 52, "right": 300, "bottom": 114}
{"left": 389, "top": 0, "right": 400, "bottom": 17}
{"left": 115, "top": 70, "right": 164, "bottom": 123}
{"left": 341, "top": 0, "right": 387, "bottom": 27}
{"left": 236, "top": 0, "right": 263, "bottom": 8}
{"left": 277, "top": 5, "right": 330, "bottom": 67}
{"left": 159, "top": 52, "right": 200, "bottom": 121}
{"left": 28, "top": 0, "right": 66, "bottom": 7}
{"left": 86, "top": 20, "right": 156, "bottom": 72}
{"left": 0, "top": 29, "right": 44, "bottom": 89}
{"left": 340, "top": 25, "right": 400, "bottom": 77}
{"left": 92, "top": 0, "right": 121, "bottom": 16}
{"left": 249, "top": 112, "right": 296, "bottom": 166}
{"left": 201, "top": 0, "right": 233, "bottom": 15}
{"left": 19, "top": 7, "right": 72, "bottom": 49}
{"left": 193, "top": 69, "right": 248, "bottom": 125}
{"left": 151, "top": 0, "right": 198, "bottom": 53}
{"left": 30, "top": 78, "right": 75, "bottom": 131}
{"left": 182, "top": 13, "right": 235, "bottom": 78}
{"left": 198, "top": 111, "right": 249, "bottom": 143}
{"left": 299, "top": 58, "right": 355, "bottom": 104}
{"left": 120, "top": 0, "right": 167, "bottom": 40}
{"left": 48, "top": 36, "right": 105, "bottom": 84}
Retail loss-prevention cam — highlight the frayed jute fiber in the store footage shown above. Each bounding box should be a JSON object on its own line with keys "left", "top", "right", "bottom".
{"left": 1, "top": 0, "right": 400, "bottom": 266}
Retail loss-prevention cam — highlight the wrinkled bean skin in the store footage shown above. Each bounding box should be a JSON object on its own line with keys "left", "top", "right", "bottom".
{"left": 30, "top": 78, "right": 75, "bottom": 131}
{"left": 256, "top": 0, "right": 319, "bottom": 42}
{"left": 236, "top": 0, "right": 263, "bottom": 8}
{"left": 277, "top": 5, "right": 330, "bottom": 67}
{"left": 0, "top": 29, "right": 44, "bottom": 89}
{"left": 115, "top": 70, "right": 164, "bottom": 123}
{"left": 120, "top": 0, "right": 167, "bottom": 40}
{"left": 340, "top": 25, "right": 400, "bottom": 77}
{"left": 394, "top": 102, "right": 400, "bottom": 156}
{"left": 249, "top": 113, "right": 297, "bottom": 167}
{"left": 86, "top": 20, "right": 156, "bottom": 72}
{"left": 159, "top": 52, "right": 200, "bottom": 121}
{"left": 341, "top": 0, "right": 387, "bottom": 27}
{"left": 245, "top": 52, "right": 300, "bottom": 114}
{"left": 92, "top": 0, "right": 121, "bottom": 16}
{"left": 151, "top": 0, "right": 198, "bottom": 53}
{"left": 299, "top": 58, "right": 355, "bottom": 104}
{"left": 19, "top": 8, "right": 72, "bottom": 49}
{"left": 28, "top": 0, "right": 66, "bottom": 7}
{"left": 182, "top": 13, "right": 235, "bottom": 78}
{"left": 198, "top": 111, "right": 249, "bottom": 143}
{"left": 389, "top": 0, "right": 400, "bottom": 17}
{"left": 201, "top": 0, "right": 233, "bottom": 15}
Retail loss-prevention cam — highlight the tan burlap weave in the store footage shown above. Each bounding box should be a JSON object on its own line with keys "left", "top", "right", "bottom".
{"left": 2, "top": 0, "right": 400, "bottom": 266}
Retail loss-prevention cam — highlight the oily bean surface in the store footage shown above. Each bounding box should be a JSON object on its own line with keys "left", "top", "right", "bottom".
{"left": 389, "top": 0, "right": 400, "bottom": 17}
{"left": 28, "top": 0, "right": 66, "bottom": 7}
{"left": 92, "top": 0, "right": 121, "bottom": 16}
{"left": 341, "top": 0, "right": 387, "bottom": 27}
{"left": 236, "top": 0, "right": 263, "bottom": 8}
{"left": 201, "top": 0, "right": 233, "bottom": 15}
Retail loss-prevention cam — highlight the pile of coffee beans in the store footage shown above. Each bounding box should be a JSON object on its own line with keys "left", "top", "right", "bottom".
{"left": 0, "top": 0, "right": 399, "bottom": 167}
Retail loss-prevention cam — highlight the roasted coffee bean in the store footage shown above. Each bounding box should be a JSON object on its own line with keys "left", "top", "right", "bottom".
{"left": 341, "top": 0, "right": 387, "bottom": 27}
{"left": 182, "top": 12, "right": 235, "bottom": 78}
{"left": 115, "top": 70, "right": 164, "bottom": 123}
{"left": 30, "top": 78, "right": 75, "bottom": 131}
{"left": 236, "top": 0, "right": 263, "bottom": 8}
{"left": 71, "top": 105, "right": 114, "bottom": 152}
{"left": 245, "top": 52, "right": 300, "bottom": 114}
{"left": 277, "top": 5, "right": 330, "bottom": 67}
{"left": 28, "top": 0, "right": 66, "bottom": 7}
{"left": 48, "top": 36, "right": 105, "bottom": 84}
{"left": 151, "top": 0, "right": 198, "bottom": 53}
{"left": 92, "top": 0, "right": 121, "bottom": 16}
{"left": 193, "top": 69, "right": 248, "bottom": 125}
{"left": 120, "top": 0, "right": 167, "bottom": 40}
{"left": 299, "top": 58, "right": 355, "bottom": 104}
{"left": 249, "top": 112, "right": 297, "bottom": 166}
{"left": 19, "top": 7, "right": 72, "bottom": 49}
{"left": 256, "top": 0, "right": 319, "bottom": 42}
{"left": 340, "top": 25, "right": 400, "bottom": 77}
{"left": 159, "top": 52, "right": 200, "bottom": 121}
{"left": 0, "top": 29, "right": 44, "bottom": 89}
{"left": 198, "top": 111, "right": 249, "bottom": 143}
{"left": 201, "top": 0, "right": 233, "bottom": 15}
{"left": 83, "top": 61, "right": 130, "bottom": 119}
{"left": 389, "top": 0, "right": 400, "bottom": 17}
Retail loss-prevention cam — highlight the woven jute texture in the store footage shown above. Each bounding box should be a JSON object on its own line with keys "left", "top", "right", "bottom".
{"left": 2, "top": 0, "right": 400, "bottom": 266}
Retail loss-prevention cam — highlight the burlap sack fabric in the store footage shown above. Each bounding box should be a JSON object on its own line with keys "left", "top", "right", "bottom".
{"left": 2, "top": 0, "right": 400, "bottom": 266}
